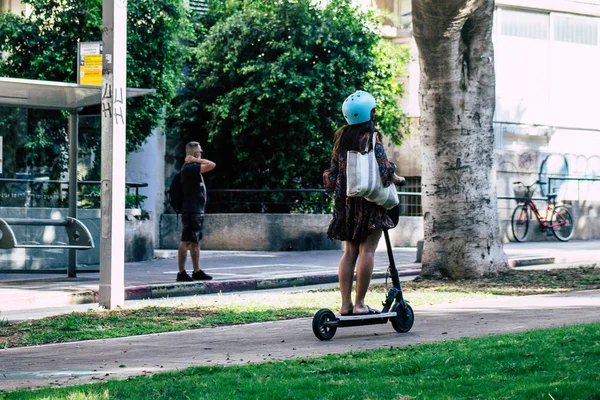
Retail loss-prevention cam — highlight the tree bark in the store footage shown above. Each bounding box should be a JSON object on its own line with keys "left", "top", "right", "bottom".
{"left": 412, "top": 0, "right": 508, "bottom": 278}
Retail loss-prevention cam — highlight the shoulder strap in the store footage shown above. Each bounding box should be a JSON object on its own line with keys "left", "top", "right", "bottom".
{"left": 200, "top": 171, "right": 207, "bottom": 196}
{"left": 365, "top": 121, "right": 376, "bottom": 152}
{"left": 199, "top": 170, "right": 207, "bottom": 212}
{"left": 371, "top": 131, "right": 377, "bottom": 151}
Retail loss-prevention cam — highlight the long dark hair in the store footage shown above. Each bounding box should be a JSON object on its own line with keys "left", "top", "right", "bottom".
{"left": 334, "top": 120, "right": 373, "bottom": 153}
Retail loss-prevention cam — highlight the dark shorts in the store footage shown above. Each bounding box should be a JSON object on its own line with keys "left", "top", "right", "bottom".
{"left": 181, "top": 213, "right": 204, "bottom": 243}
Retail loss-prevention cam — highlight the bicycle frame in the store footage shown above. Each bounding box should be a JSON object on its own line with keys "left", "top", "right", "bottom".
{"left": 521, "top": 199, "right": 566, "bottom": 229}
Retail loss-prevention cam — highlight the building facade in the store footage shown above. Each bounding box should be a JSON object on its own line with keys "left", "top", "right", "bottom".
{"left": 373, "top": 0, "right": 600, "bottom": 240}
{"left": 0, "top": 0, "right": 27, "bottom": 14}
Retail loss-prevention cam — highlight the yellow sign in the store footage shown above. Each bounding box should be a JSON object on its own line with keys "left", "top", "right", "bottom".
{"left": 81, "top": 54, "right": 103, "bottom": 86}
{"left": 78, "top": 42, "right": 102, "bottom": 86}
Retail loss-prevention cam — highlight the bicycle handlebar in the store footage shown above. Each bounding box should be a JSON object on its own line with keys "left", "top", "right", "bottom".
{"left": 512, "top": 180, "right": 558, "bottom": 203}
{"left": 512, "top": 181, "right": 547, "bottom": 188}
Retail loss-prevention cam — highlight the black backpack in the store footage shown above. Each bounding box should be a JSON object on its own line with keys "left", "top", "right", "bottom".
{"left": 168, "top": 169, "right": 207, "bottom": 214}
{"left": 168, "top": 172, "right": 184, "bottom": 214}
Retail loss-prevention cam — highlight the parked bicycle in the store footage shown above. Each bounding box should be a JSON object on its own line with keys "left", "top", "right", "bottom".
{"left": 511, "top": 181, "right": 574, "bottom": 242}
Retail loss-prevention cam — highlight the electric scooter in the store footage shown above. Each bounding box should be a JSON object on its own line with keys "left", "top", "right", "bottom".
{"left": 311, "top": 227, "right": 415, "bottom": 341}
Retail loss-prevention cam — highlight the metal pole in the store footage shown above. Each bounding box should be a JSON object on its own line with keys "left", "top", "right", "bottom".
{"left": 99, "top": 0, "right": 127, "bottom": 309}
{"left": 68, "top": 110, "right": 79, "bottom": 278}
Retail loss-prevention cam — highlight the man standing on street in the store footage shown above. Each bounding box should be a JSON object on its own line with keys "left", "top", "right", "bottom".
{"left": 177, "top": 141, "right": 216, "bottom": 282}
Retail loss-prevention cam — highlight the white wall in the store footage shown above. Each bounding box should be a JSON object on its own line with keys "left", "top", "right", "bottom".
{"left": 126, "top": 129, "right": 166, "bottom": 244}
{"left": 126, "top": 129, "right": 165, "bottom": 213}
{"left": 494, "top": 8, "right": 600, "bottom": 131}
{"left": 0, "top": 0, "right": 27, "bottom": 14}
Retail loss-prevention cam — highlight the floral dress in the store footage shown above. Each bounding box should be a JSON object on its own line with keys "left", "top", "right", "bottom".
{"left": 323, "top": 131, "right": 397, "bottom": 242}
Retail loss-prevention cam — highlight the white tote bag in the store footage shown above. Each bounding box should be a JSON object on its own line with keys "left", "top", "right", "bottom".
{"left": 346, "top": 133, "right": 399, "bottom": 210}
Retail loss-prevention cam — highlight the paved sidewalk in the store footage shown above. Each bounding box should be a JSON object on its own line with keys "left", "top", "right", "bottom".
{"left": 1, "top": 289, "right": 599, "bottom": 391}
{"left": 0, "top": 240, "right": 598, "bottom": 315}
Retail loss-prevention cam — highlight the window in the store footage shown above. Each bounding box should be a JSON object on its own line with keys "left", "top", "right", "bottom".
{"left": 398, "top": 177, "right": 422, "bottom": 216}
{"left": 554, "top": 15, "right": 598, "bottom": 45}
{"left": 500, "top": 9, "right": 549, "bottom": 40}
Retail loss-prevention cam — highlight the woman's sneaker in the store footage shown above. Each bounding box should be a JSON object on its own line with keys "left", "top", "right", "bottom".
{"left": 192, "top": 270, "right": 213, "bottom": 281}
{"left": 176, "top": 271, "right": 194, "bottom": 282}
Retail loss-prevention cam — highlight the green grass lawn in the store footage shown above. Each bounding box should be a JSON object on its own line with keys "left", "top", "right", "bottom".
{"left": 2, "top": 322, "right": 599, "bottom": 399}
{"left": 1, "top": 266, "right": 599, "bottom": 348}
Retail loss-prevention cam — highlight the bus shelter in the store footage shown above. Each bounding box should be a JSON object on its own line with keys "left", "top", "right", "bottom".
{"left": 0, "top": 77, "right": 154, "bottom": 276}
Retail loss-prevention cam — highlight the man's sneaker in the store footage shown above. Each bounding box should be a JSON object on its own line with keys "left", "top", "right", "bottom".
{"left": 176, "top": 271, "right": 194, "bottom": 282}
{"left": 192, "top": 270, "right": 213, "bottom": 281}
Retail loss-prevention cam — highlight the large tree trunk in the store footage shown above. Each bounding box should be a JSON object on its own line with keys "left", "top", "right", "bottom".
{"left": 412, "top": 0, "right": 508, "bottom": 279}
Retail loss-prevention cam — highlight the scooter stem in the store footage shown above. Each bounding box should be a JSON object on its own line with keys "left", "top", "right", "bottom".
{"left": 383, "top": 229, "right": 401, "bottom": 289}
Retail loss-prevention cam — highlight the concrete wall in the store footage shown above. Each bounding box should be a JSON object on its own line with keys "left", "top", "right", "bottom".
{"left": 160, "top": 214, "right": 341, "bottom": 251}
{"left": 158, "top": 205, "right": 598, "bottom": 252}
{"left": 159, "top": 214, "right": 425, "bottom": 251}
{"left": 387, "top": 216, "right": 423, "bottom": 248}
{"left": 0, "top": 208, "right": 153, "bottom": 271}
{"left": 158, "top": 206, "right": 600, "bottom": 252}
{"left": 389, "top": 120, "right": 422, "bottom": 178}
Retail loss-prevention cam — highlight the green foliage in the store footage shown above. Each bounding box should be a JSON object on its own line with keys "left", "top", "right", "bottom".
{"left": 0, "top": 0, "right": 188, "bottom": 178}
{"left": 77, "top": 184, "right": 146, "bottom": 209}
{"left": 171, "top": 0, "right": 409, "bottom": 208}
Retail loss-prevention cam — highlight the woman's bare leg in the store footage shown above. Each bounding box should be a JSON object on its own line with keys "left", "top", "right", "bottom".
{"left": 338, "top": 240, "right": 360, "bottom": 315}
{"left": 353, "top": 229, "right": 382, "bottom": 314}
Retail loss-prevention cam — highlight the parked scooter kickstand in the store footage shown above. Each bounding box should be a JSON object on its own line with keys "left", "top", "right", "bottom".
{"left": 312, "top": 228, "right": 415, "bottom": 340}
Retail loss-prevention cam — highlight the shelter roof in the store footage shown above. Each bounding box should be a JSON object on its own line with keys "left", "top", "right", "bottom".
{"left": 0, "top": 77, "right": 155, "bottom": 111}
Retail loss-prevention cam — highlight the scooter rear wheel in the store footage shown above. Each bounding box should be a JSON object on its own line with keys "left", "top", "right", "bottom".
{"left": 312, "top": 308, "right": 337, "bottom": 341}
{"left": 391, "top": 302, "right": 414, "bottom": 333}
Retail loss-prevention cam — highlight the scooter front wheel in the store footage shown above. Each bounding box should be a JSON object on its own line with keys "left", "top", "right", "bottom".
{"left": 391, "top": 302, "right": 414, "bottom": 333}
{"left": 312, "top": 308, "right": 338, "bottom": 341}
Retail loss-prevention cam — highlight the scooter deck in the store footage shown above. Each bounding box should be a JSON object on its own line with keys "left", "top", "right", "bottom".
{"left": 329, "top": 311, "right": 397, "bottom": 328}
{"left": 338, "top": 311, "right": 396, "bottom": 321}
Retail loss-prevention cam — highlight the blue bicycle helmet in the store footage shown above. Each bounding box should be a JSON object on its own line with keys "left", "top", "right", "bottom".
{"left": 342, "top": 91, "right": 376, "bottom": 125}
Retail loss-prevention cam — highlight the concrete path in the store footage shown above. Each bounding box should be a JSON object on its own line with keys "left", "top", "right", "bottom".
{"left": 1, "top": 289, "right": 599, "bottom": 391}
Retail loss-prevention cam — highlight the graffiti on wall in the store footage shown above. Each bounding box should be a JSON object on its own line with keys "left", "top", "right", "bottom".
{"left": 499, "top": 152, "right": 600, "bottom": 200}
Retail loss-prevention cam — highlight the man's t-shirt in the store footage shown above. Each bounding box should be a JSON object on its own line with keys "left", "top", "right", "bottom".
{"left": 181, "top": 163, "right": 206, "bottom": 214}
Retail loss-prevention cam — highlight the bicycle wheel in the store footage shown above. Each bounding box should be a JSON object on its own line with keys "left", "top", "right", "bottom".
{"left": 551, "top": 206, "right": 574, "bottom": 242}
{"left": 511, "top": 204, "right": 530, "bottom": 242}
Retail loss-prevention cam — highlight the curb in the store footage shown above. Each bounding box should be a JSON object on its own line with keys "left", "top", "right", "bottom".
{"left": 69, "top": 268, "right": 424, "bottom": 305}
{"left": 509, "top": 257, "right": 555, "bottom": 268}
